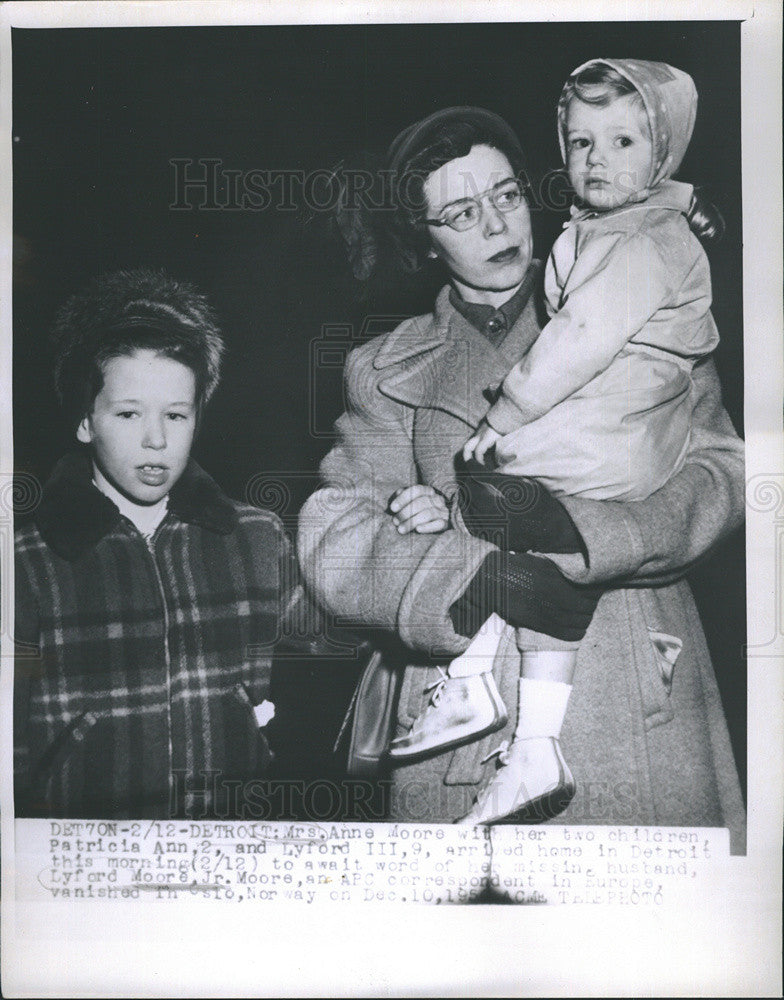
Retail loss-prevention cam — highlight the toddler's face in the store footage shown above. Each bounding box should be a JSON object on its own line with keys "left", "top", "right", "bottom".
{"left": 565, "top": 93, "right": 654, "bottom": 211}
{"left": 77, "top": 348, "right": 197, "bottom": 505}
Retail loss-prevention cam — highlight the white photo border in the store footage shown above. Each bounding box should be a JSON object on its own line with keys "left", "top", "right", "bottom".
{"left": 1, "top": 2, "right": 781, "bottom": 997}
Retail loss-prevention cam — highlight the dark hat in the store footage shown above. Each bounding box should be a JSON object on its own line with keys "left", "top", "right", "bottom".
{"left": 387, "top": 105, "right": 525, "bottom": 174}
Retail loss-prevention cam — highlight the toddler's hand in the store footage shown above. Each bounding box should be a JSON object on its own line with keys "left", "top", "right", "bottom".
{"left": 388, "top": 485, "right": 449, "bottom": 534}
{"left": 463, "top": 420, "right": 502, "bottom": 465}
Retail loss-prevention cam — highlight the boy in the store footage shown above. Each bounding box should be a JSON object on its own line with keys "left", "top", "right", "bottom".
{"left": 14, "top": 268, "right": 299, "bottom": 819}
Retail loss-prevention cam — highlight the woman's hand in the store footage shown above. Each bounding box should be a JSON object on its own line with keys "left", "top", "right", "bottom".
{"left": 463, "top": 420, "right": 502, "bottom": 465}
{"left": 388, "top": 485, "right": 449, "bottom": 534}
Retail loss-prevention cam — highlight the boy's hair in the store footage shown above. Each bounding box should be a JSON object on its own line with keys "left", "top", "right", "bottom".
{"left": 52, "top": 268, "right": 225, "bottom": 428}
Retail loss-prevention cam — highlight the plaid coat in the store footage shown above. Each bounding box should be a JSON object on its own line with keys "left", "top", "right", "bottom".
{"left": 15, "top": 453, "right": 298, "bottom": 819}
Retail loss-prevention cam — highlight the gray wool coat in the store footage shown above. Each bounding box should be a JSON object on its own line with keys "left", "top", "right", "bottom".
{"left": 298, "top": 273, "right": 746, "bottom": 852}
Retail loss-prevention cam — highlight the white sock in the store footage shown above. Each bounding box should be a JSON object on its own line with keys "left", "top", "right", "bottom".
{"left": 514, "top": 676, "right": 572, "bottom": 740}
{"left": 447, "top": 613, "right": 505, "bottom": 677}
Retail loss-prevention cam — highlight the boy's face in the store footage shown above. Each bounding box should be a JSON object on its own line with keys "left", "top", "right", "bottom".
{"left": 77, "top": 349, "right": 197, "bottom": 506}
{"left": 565, "top": 93, "right": 654, "bottom": 211}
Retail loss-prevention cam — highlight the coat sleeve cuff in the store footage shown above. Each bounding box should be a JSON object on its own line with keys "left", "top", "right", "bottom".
{"left": 397, "top": 529, "right": 495, "bottom": 656}
{"left": 484, "top": 393, "right": 535, "bottom": 435}
{"left": 545, "top": 495, "right": 646, "bottom": 584}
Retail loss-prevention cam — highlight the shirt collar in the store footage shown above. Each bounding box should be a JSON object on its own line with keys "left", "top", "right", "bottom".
{"left": 92, "top": 465, "right": 170, "bottom": 539}
{"left": 448, "top": 263, "right": 539, "bottom": 345}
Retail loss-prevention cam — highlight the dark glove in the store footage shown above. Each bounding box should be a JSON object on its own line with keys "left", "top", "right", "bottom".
{"left": 456, "top": 458, "right": 586, "bottom": 556}
{"left": 449, "top": 550, "right": 600, "bottom": 642}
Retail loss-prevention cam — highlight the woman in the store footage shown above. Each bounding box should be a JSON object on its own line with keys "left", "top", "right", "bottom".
{"left": 298, "top": 107, "right": 745, "bottom": 851}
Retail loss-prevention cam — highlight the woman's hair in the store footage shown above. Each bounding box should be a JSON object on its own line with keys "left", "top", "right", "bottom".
{"left": 52, "top": 268, "right": 225, "bottom": 429}
{"left": 333, "top": 110, "right": 528, "bottom": 284}
{"left": 562, "top": 63, "right": 724, "bottom": 243}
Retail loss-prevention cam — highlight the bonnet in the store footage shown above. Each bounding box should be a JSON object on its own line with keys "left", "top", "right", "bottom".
{"left": 557, "top": 58, "right": 698, "bottom": 192}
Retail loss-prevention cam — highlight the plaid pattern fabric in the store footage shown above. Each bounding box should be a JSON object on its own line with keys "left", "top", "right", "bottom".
{"left": 15, "top": 454, "right": 299, "bottom": 819}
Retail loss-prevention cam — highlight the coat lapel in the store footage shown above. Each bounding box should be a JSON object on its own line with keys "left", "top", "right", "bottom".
{"left": 375, "top": 286, "right": 514, "bottom": 429}
{"left": 36, "top": 453, "right": 237, "bottom": 562}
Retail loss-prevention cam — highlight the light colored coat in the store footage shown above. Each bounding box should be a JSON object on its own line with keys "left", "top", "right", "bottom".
{"left": 488, "top": 182, "right": 719, "bottom": 502}
{"left": 298, "top": 276, "right": 746, "bottom": 851}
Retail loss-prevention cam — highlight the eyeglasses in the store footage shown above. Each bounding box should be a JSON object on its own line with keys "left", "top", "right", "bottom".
{"left": 423, "top": 178, "right": 527, "bottom": 232}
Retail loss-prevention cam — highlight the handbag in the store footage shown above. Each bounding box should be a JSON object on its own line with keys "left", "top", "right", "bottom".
{"left": 333, "top": 646, "right": 405, "bottom": 778}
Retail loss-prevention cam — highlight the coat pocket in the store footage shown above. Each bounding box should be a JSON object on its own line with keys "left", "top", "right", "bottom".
{"left": 232, "top": 681, "right": 275, "bottom": 772}
{"left": 647, "top": 630, "right": 683, "bottom": 696}
{"left": 20, "top": 711, "right": 102, "bottom": 816}
{"left": 624, "top": 591, "right": 681, "bottom": 731}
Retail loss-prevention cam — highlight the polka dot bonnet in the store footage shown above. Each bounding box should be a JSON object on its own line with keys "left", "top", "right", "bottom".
{"left": 557, "top": 58, "right": 699, "bottom": 192}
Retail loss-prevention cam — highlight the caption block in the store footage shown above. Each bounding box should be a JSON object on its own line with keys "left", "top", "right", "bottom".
{"left": 15, "top": 819, "right": 728, "bottom": 906}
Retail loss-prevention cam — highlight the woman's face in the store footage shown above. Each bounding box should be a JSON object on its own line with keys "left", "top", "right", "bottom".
{"left": 422, "top": 144, "right": 532, "bottom": 305}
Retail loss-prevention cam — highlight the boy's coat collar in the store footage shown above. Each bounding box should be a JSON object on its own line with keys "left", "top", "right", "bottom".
{"left": 34, "top": 452, "right": 237, "bottom": 561}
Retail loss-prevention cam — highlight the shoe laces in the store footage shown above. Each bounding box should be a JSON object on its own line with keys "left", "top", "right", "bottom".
{"left": 470, "top": 741, "right": 511, "bottom": 814}
{"left": 423, "top": 666, "right": 450, "bottom": 707}
{"left": 481, "top": 739, "right": 510, "bottom": 767}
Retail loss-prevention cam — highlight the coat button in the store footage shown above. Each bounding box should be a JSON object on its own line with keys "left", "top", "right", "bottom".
{"left": 486, "top": 316, "right": 505, "bottom": 335}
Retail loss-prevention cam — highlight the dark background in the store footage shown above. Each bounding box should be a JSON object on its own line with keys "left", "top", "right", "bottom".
{"left": 12, "top": 21, "right": 746, "bottom": 799}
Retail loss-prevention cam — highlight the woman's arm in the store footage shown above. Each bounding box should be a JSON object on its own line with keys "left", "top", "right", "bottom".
{"left": 548, "top": 356, "right": 744, "bottom": 586}
{"left": 297, "top": 343, "right": 495, "bottom": 657}
{"left": 300, "top": 343, "right": 606, "bottom": 651}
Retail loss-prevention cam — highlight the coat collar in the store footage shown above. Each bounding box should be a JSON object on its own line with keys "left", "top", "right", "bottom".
{"left": 373, "top": 264, "right": 541, "bottom": 428}
{"left": 35, "top": 452, "right": 238, "bottom": 561}
{"left": 372, "top": 285, "right": 453, "bottom": 370}
{"left": 569, "top": 179, "right": 694, "bottom": 225}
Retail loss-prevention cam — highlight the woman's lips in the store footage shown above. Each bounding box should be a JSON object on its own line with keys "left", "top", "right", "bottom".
{"left": 488, "top": 246, "right": 520, "bottom": 264}
{"left": 136, "top": 464, "right": 169, "bottom": 486}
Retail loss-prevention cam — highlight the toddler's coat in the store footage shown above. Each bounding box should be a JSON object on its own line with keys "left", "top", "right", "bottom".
{"left": 486, "top": 60, "right": 718, "bottom": 501}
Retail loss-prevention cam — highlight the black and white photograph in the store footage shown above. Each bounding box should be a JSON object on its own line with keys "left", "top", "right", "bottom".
{"left": 1, "top": 1, "right": 781, "bottom": 996}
